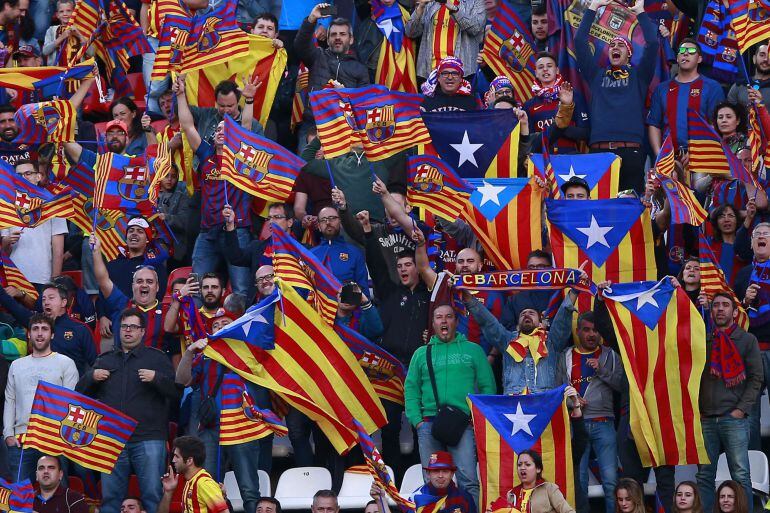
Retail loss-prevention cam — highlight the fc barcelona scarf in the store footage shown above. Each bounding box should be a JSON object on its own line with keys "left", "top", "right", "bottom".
{"left": 507, "top": 327, "right": 548, "bottom": 364}
{"left": 697, "top": 0, "right": 739, "bottom": 83}
{"left": 710, "top": 323, "right": 746, "bottom": 387}
{"left": 431, "top": 1, "right": 459, "bottom": 70}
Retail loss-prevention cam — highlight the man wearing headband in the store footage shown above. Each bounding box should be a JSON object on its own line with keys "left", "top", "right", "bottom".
{"left": 575, "top": 0, "right": 658, "bottom": 194}
{"left": 523, "top": 52, "right": 589, "bottom": 154}
{"left": 647, "top": 38, "right": 723, "bottom": 155}
{"left": 421, "top": 57, "right": 479, "bottom": 112}
{"left": 484, "top": 75, "right": 514, "bottom": 108}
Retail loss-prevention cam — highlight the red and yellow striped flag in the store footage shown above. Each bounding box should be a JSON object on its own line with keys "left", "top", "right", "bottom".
{"left": 219, "top": 374, "right": 287, "bottom": 445}
{"left": 728, "top": 0, "right": 768, "bottom": 53}
{"left": 469, "top": 387, "right": 574, "bottom": 510}
{"left": 603, "top": 280, "right": 709, "bottom": 466}
{"left": 204, "top": 281, "right": 386, "bottom": 453}
{"left": 374, "top": 3, "right": 417, "bottom": 93}
{"left": 698, "top": 232, "right": 749, "bottom": 329}
{"left": 290, "top": 63, "right": 309, "bottom": 131}
{"left": 0, "top": 254, "right": 37, "bottom": 301}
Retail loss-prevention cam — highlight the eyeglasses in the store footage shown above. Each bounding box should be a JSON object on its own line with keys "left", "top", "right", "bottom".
{"left": 318, "top": 216, "right": 339, "bottom": 224}
{"left": 120, "top": 324, "right": 143, "bottom": 331}
{"left": 753, "top": 232, "right": 770, "bottom": 238}
{"left": 718, "top": 212, "right": 736, "bottom": 219}
{"left": 19, "top": 170, "right": 41, "bottom": 178}
{"left": 439, "top": 71, "right": 460, "bottom": 78}
{"left": 255, "top": 273, "right": 275, "bottom": 285}
{"left": 266, "top": 214, "right": 287, "bottom": 220}
{"left": 678, "top": 47, "right": 698, "bottom": 55}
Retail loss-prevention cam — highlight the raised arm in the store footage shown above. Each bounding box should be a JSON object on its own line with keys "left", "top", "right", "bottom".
{"left": 411, "top": 227, "right": 438, "bottom": 289}
{"left": 88, "top": 234, "right": 114, "bottom": 298}
{"left": 174, "top": 74, "right": 202, "bottom": 152}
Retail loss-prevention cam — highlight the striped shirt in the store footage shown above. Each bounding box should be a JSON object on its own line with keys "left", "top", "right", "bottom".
{"left": 183, "top": 469, "right": 229, "bottom": 513}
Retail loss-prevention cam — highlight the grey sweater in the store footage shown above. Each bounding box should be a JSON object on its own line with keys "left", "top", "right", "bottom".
{"left": 3, "top": 353, "right": 78, "bottom": 438}
{"left": 700, "top": 326, "right": 762, "bottom": 417}
{"left": 557, "top": 345, "right": 624, "bottom": 420}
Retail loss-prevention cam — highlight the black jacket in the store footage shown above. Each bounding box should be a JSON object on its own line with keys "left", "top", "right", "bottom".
{"left": 76, "top": 345, "right": 180, "bottom": 442}
{"left": 294, "top": 17, "right": 370, "bottom": 123}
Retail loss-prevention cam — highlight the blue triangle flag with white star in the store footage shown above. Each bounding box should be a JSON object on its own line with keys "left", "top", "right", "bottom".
{"left": 422, "top": 110, "right": 518, "bottom": 179}
{"left": 467, "top": 177, "right": 529, "bottom": 220}
{"left": 209, "top": 289, "right": 279, "bottom": 349}
{"left": 546, "top": 198, "right": 645, "bottom": 267}
{"left": 602, "top": 279, "right": 675, "bottom": 330}
{"left": 529, "top": 152, "right": 618, "bottom": 192}
{"left": 468, "top": 385, "right": 566, "bottom": 454}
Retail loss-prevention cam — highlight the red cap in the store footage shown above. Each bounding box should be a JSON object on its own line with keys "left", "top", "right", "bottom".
{"left": 423, "top": 451, "right": 456, "bottom": 471}
{"left": 105, "top": 119, "right": 128, "bottom": 134}
{"left": 206, "top": 308, "right": 239, "bottom": 333}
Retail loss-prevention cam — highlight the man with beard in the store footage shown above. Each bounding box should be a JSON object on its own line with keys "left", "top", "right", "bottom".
{"left": 575, "top": 0, "right": 658, "bottom": 193}
{"left": 90, "top": 234, "right": 175, "bottom": 357}
{"left": 158, "top": 436, "right": 228, "bottom": 513}
{"left": 34, "top": 455, "right": 89, "bottom": 513}
{"left": 530, "top": 6, "right": 549, "bottom": 52}
{"left": 3, "top": 314, "right": 78, "bottom": 483}
{"left": 0, "top": 282, "right": 95, "bottom": 375}
{"left": 460, "top": 268, "right": 583, "bottom": 394}
{"left": 728, "top": 42, "right": 770, "bottom": 106}
{"left": 696, "top": 292, "right": 761, "bottom": 513}
{"left": 557, "top": 311, "right": 623, "bottom": 513}
{"left": 647, "top": 39, "right": 724, "bottom": 155}
{"left": 311, "top": 206, "right": 369, "bottom": 291}
{"left": 0, "top": 104, "right": 36, "bottom": 166}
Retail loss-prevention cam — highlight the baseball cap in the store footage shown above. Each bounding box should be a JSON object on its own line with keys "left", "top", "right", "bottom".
{"left": 423, "top": 451, "right": 456, "bottom": 471}
{"left": 559, "top": 175, "right": 590, "bottom": 196}
{"left": 13, "top": 45, "right": 40, "bottom": 58}
{"left": 105, "top": 119, "right": 128, "bottom": 134}
{"left": 126, "top": 217, "right": 152, "bottom": 241}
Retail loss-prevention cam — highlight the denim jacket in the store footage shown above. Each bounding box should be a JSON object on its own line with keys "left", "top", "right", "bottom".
{"left": 465, "top": 294, "right": 575, "bottom": 394}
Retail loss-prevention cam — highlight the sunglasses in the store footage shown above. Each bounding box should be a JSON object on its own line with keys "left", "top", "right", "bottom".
{"left": 678, "top": 47, "right": 698, "bottom": 55}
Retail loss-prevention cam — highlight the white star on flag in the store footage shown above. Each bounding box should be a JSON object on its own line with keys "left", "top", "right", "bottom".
{"left": 476, "top": 180, "right": 506, "bottom": 206}
{"left": 376, "top": 18, "right": 399, "bottom": 39}
{"left": 558, "top": 165, "right": 587, "bottom": 183}
{"left": 504, "top": 403, "right": 537, "bottom": 437}
{"left": 576, "top": 215, "right": 613, "bottom": 248}
{"left": 450, "top": 131, "right": 483, "bottom": 167}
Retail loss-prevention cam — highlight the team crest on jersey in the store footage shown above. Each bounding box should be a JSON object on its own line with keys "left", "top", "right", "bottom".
{"left": 365, "top": 105, "right": 395, "bottom": 143}
{"left": 234, "top": 142, "right": 271, "bottom": 181}
{"left": 197, "top": 17, "right": 222, "bottom": 53}
{"left": 690, "top": 88, "right": 701, "bottom": 97}
{"left": 119, "top": 166, "right": 149, "bottom": 202}
{"left": 60, "top": 404, "right": 102, "bottom": 447}
{"left": 413, "top": 164, "right": 444, "bottom": 193}
{"left": 339, "top": 253, "right": 349, "bottom": 262}
{"left": 64, "top": 331, "right": 74, "bottom": 340}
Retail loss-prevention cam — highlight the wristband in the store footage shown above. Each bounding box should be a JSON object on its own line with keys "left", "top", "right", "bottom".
{"left": 244, "top": 99, "right": 254, "bottom": 104}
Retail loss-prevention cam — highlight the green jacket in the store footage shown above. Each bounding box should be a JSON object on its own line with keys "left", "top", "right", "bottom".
{"left": 404, "top": 332, "right": 496, "bottom": 427}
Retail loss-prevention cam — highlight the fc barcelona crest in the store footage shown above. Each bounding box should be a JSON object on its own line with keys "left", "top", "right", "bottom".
{"left": 15, "top": 191, "right": 43, "bottom": 226}
{"left": 197, "top": 17, "right": 222, "bottom": 53}
{"left": 499, "top": 31, "right": 529, "bottom": 72}
{"left": 60, "top": 404, "right": 102, "bottom": 447}
{"left": 32, "top": 104, "right": 61, "bottom": 136}
{"left": 241, "top": 392, "right": 263, "bottom": 422}
{"left": 339, "top": 99, "right": 357, "bottom": 130}
{"left": 413, "top": 164, "right": 444, "bottom": 193}
{"left": 365, "top": 105, "right": 395, "bottom": 143}
{"left": 607, "top": 7, "right": 628, "bottom": 31}
{"left": 119, "top": 166, "right": 149, "bottom": 202}
{"left": 234, "top": 142, "right": 271, "bottom": 181}
{"left": 722, "top": 47, "right": 737, "bottom": 63}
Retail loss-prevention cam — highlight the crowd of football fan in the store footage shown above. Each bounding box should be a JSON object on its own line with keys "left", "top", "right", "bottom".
{"left": 0, "top": 0, "right": 767, "bottom": 511}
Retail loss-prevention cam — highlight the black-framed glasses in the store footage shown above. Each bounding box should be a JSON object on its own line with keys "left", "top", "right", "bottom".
{"left": 318, "top": 216, "right": 339, "bottom": 224}
{"left": 120, "top": 324, "right": 143, "bottom": 331}
{"left": 255, "top": 274, "right": 275, "bottom": 285}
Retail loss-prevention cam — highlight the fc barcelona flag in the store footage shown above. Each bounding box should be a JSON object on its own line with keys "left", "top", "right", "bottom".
{"left": 602, "top": 280, "right": 709, "bottom": 466}
{"left": 469, "top": 386, "right": 574, "bottom": 510}
{"left": 727, "top": 0, "right": 769, "bottom": 53}
{"left": 0, "top": 59, "right": 94, "bottom": 92}
{"left": 421, "top": 110, "right": 520, "bottom": 179}
{"left": 0, "top": 161, "right": 73, "bottom": 229}
{"left": 0, "top": 254, "right": 37, "bottom": 301}
{"left": 221, "top": 115, "right": 304, "bottom": 203}
{"left": 688, "top": 109, "right": 757, "bottom": 187}
{"left": 698, "top": 232, "right": 749, "bottom": 330}
{"left": 461, "top": 177, "right": 543, "bottom": 270}
{"left": 271, "top": 226, "right": 339, "bottom": 325}
{"left": 655, "top": 173, "right": 707, "bottom": 226}
{"left": 93, "top": 153, "right": 156, "bottom": 216}
{"left": 13, "top": 100, "right": 76, "bottom": 144}
{"left": 527, "top": 152, "right": 621, "bottom": 199}
{"left": 219, "top": 373, "right": 287, "bottom": 446}
{"left": 0, "top": 479, "right": 33, "bottom": 513}
{"left": 183, "top": 33, "right": 288, "bottom": 128}
{"left": 204, "top": 282, "right": 387, "bottom": 454}
{"left": 25, "top": 381, "right": 138, "bottom": 473}
{"left": 152, "top": 0, "right": 250, "bottom": 80}
{"left": 310, "top": 85, "right": 430, "bottom": 161}
{"left": 407, "top": 154, "right": 472, "bottom": 220}
{"left": 481, "top": 1, "right": 537, "bottom": 104}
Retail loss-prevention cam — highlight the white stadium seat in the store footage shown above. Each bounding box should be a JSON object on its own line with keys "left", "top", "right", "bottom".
{"left": 275, "top": 467, "right": 332, "bottom": 510}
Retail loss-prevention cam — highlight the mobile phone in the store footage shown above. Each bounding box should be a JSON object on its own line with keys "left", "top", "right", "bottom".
{"left": 340, "top": 282, "right": 362, "bottom": 306}
{"left": 320, "top": 5, "right": 337, "bottom": 16}
{"left": 189, "top": 273, "right": 201, "bottom": 296}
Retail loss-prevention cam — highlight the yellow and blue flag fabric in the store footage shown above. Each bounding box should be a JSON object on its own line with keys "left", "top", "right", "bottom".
{"left": 25, "top": 381, "right": 138, "bottom": 473}
{"left": 13, "top": 100, "right": 76, "bottom": 144}
{"left": 407, "top": 154, "right": 472, "bottom": 220}
{"left": 0, "top": 160, "right": 73, "bottom": 229}
{"left": 602, "top": 280, "right": 709, "bottom": 466}
{"left": 0, "top": 254, "right": 37, "bottom": 301}
{"left": 221, "top": 115, "right": 304, "bottom": 203}
{"left": 527, "top": 153, "right": 620, "bottom": 199}
{"left": 421, "top": 110, "right": 519, "bottom": 179}
{"left": 469, "top": 386, "right": 574, "bottom": 510}
{"left": 310, "top": 85, "right": 430, "bottom": 161}
{"left": 688, "top": 109, "right": 758, "bottom": 187}
{"left": 204, "top": 282, "right": 386, "bottom": 454}
{"left": 219, "top": 373, "right": 287, "bottom": 445}
{"left": 0, "top": 479, "right": 33, "bottom": 513}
